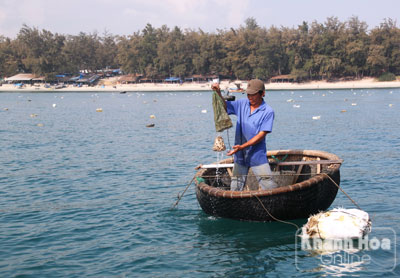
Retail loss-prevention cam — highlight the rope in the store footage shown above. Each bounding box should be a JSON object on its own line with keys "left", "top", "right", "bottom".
{"left": 251, "top": 193, "right": 300, "bottom": 230}
{"left": 271, "top": 154, "right": 288, "bottom": 163}
{"left": 199, "top": 172, "right": 314, "bottom": 179}
{"left": 226, "top": 128, "right": 232, "bottom": 150}
{"left": 171, "top": 176, "right": 195, "bottom": 209}
{"left": 322, "top": 173, "right": 362, "bottom": 210}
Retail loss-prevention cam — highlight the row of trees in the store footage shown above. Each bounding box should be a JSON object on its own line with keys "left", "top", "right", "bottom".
{"left": 1, "top": 17, "right": 400, "bottom": 81}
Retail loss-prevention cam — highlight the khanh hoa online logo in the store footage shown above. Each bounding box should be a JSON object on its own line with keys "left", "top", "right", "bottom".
{"left": 294, "top": 227, "right": 396, "bottom": 272}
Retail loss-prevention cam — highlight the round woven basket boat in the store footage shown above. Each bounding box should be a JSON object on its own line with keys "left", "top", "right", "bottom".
{"left": 195, "top": 150, "right": 342, "bottom": 222}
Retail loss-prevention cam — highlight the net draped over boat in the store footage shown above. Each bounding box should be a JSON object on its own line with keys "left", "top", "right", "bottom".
{"left": 212, "top": 91, "right": 232, "bottom": 132}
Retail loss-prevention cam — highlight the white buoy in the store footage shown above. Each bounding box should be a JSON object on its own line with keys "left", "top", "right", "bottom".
{"left": 52, "top": 103, "right": 57, "bottom": 108}
{"left": 301, "top": 208, "right": 371, "bottom": 239}
{"left": 351, "top": 103, "right": 357, "bottom": 106}
{"left": 201, "top": 109, "right": 207, "bottom": 113}
{"left": 312, "top": 116, "right": 321, "bottom": 120}
{"left": 150, "top": 115, "right": 156, "bottom": 119}
{"left": 293, "top": 104, "right": 301, "bottom": 108}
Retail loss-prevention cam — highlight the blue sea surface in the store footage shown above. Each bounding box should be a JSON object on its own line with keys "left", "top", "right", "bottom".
{"left": 0, "top": 89, "right": 399, "bottom": 277}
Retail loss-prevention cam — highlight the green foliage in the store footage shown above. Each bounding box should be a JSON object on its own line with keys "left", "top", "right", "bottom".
{"left": 2, "top": 17, "right": 400, "bottom": 81}
{"left": 378, "top": 72, "right": 396, "bottom": 81}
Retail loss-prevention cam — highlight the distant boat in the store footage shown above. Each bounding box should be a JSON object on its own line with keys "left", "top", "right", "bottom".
{"left": 228, "top": 88, "right": 244, "bottom": 94}
{"left": 228, "top": 82, "right": 245, "bottom": 94}
{"left": 55, "top": 84, "right": 65, "bottom": 89}
{"left": 195, "top": 149, "right": 342, "bottom": 222}
{"left": 120, "top": 91, "right": 127, "bottom": 94}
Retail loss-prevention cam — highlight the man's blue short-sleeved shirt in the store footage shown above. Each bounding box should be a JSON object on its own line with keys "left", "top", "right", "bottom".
{"left": 226, "top": 98, "right": 274, "bottom": 167}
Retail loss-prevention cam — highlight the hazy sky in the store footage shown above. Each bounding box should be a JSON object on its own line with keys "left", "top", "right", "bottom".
{"left": 1, "top": 0, "right": 399, "bottom": 38}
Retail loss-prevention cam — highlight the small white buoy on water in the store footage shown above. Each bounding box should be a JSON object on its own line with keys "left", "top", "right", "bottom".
{"left": 201, "top": 109, "right": 207, "bottom": 113}
{"left": 351, "top": 103, "right": 357, "bottom": 106}
{"left": 312, "top": 116, "right": 321, "bottom": 120}
{"left": 96, "top": 108, "right": 103, "bottom": 112}
{"left": 389, "top": 104, "right": 393, "bottom": 107}
{"left": 293, "top": 104, "right": 300, "bottom": 108}
{"left": 52, "top": 103, "right": 57, "bottom": 108}
{"left": 150, "top": 115, "right": 156, "bottom": 119}
{"left": 301, "top": 208, "right": 371, "bottom": 239}
{"left": 286, "top": 99, "right": 294, "bottom": 103}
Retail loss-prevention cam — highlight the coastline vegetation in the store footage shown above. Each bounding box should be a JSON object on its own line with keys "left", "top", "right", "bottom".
{"left": 0, "top": 16, "right": 400, "bottom": 82}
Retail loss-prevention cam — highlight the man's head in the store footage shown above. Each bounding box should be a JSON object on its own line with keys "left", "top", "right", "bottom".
{"left": 246, "top": 79, "right": 265, "bottom": 96}
{"left": 246, "top": 79, "right": 265, "bottom": 107}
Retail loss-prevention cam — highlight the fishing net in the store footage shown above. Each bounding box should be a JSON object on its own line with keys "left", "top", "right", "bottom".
{"left": 212, "top": 91, "right": 232, "bottom": 132}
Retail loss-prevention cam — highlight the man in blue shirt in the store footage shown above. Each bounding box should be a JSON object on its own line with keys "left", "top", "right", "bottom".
{"left": 212, "top": 79, "right": 278, "bottom": 191}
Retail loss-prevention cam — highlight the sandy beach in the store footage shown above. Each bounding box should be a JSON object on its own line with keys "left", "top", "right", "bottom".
{"left": 1, "top": 77, "right": 400, "bottom": 92}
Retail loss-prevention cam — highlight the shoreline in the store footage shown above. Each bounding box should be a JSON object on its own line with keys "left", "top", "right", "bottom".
{"left": 1, "top": 78, "right": 400, "bottom": 92}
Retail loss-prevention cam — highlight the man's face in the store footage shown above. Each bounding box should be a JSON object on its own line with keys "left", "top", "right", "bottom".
{"left": 247, "top": 91, "right": 264, "bottom": 106}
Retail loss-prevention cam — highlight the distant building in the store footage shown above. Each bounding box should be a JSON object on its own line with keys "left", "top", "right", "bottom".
{"left": 5, "top": 74, "right": 45, "bottom": 84}
{"left": 184, "top": 74, "right": 219, "bottom": 82}
{"left": 118, "top": 74, "right": 141, "bottom": 84}
{"left": 270, "top": 75, "right": 295, "bottom": 83}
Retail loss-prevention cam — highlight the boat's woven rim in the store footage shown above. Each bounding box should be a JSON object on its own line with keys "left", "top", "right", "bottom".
{"left": 195, "top": 149, "right": 341, "bottom": 199}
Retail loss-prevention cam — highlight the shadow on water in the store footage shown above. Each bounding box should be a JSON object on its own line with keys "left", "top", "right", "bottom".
{"left": 195, "top": 212, "right": 305, "bottom": 247}
{"left": 164, "top": 207, "right": 309, "bottom": 276}
{"left": 196, "top": 213, "right": 307, "bottom": 273}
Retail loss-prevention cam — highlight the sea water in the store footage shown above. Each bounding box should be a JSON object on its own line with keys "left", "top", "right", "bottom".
{"left": 0, "top": 89, "right": 399, "bottom": 277}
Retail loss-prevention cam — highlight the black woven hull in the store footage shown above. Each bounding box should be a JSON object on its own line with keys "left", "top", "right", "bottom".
{"left": 195, "top": 150, "right": 341, "bottom": 222}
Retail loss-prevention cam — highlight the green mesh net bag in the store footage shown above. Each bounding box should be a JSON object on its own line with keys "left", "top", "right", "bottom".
{"left": 212, "top": 91, "right": 232, "bottom": 132}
